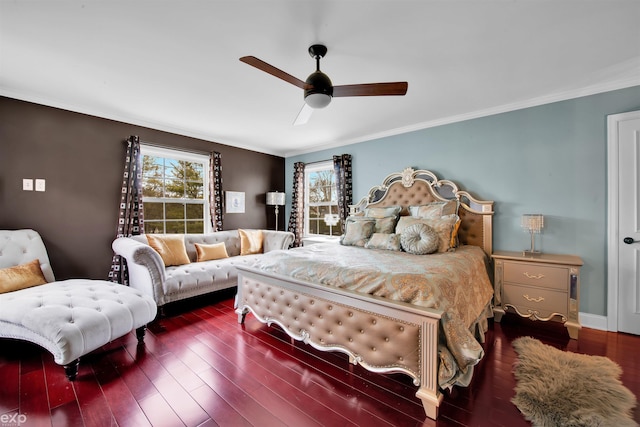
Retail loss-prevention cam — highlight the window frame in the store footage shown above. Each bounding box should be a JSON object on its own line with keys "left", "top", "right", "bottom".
{"left": 140, "top": 144, "right": 212, "bottom": 234}
{"left": 304, "top": 160, "right": 340, "bottom": 237}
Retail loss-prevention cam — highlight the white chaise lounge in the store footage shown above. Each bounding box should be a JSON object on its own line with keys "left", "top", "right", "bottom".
{"left": 0, "top": 229, "right": 157, "bottom": 380}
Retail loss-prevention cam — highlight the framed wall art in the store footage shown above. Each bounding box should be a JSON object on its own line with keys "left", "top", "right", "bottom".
{"left": 225, "top": 191, "right": 245, "bottom": 213}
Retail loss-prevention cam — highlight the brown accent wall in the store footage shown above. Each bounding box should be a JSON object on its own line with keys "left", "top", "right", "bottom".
{"left": 0, "top": 97, "right": 285, "bottom": 280}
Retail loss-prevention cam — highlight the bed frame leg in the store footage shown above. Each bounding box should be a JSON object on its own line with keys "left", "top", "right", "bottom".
{"left": 416, "top": 387, "right": 442, "bottom": 420}
{"left": 237, "top": 307, "right": 248, "bottom": 324}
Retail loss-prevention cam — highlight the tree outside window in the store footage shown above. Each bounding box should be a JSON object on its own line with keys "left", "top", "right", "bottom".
{"left": 140, "top": 146, "right": 209, "bottom": 234}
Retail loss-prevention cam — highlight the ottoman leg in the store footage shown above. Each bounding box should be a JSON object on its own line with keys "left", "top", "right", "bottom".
{"left": 64, "top": 359, "right": 80, "bottom": 381}
{"left": 136, "top": 325, "right": 147, "bottom": 343}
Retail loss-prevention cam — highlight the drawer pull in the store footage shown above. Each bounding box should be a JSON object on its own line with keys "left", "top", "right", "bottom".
{"left": 523, "top": 272, "right": 545, "bottom": 279}
{"left": 523, "top": 294, "right": 544, "bottom": 303}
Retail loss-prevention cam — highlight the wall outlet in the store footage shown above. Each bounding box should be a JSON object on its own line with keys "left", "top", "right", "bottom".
{"left": 35, "top": 179, "right": 46, "bottom": 192}
{"left": 23, "top": 179, "right": 33, "bottom": 191}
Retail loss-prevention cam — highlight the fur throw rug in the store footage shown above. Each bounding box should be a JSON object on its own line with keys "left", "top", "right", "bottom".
{"left": 512, "top": 336, "right": 637, "bottom": 427}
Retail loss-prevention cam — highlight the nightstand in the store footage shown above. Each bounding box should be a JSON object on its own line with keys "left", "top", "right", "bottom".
{"left": 492, "top": 251, "right": 583, "bottom": 339}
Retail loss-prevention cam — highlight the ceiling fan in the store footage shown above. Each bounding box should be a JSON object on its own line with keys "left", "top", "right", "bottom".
{"left": 240, "top": 44, "right": 408, "bottom": 125}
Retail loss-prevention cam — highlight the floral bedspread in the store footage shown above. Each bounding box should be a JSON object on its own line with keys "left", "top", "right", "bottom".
{"left": 249, "top": 243, "right": 494, "bottom": 389}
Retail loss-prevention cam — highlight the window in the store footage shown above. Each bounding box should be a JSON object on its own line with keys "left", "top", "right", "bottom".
{"left": 140, "top": 145, "right": 210, "bottom": 234}
{"left": 305, "top": 161, "right": 341, "bottom": 237}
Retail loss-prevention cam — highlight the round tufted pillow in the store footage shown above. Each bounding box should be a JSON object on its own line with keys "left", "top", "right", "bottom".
{"left": 400, "top": 223, "right": 439, "bottom": 255}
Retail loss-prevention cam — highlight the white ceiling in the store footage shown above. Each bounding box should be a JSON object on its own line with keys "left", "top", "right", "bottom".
{"left": 2, "top": 1, "right": 639, "bottom": 157}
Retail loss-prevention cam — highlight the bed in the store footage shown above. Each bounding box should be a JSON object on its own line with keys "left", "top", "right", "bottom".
{"left": 235, "top": 167, "right": 494, "bottom": 419}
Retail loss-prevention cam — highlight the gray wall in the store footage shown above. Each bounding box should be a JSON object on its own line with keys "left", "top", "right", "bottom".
{"left": 0, "top": 97, "right": 285, "bottom": 280}
{"left": 285, "top": 85, "right": 640, "bottom": 317}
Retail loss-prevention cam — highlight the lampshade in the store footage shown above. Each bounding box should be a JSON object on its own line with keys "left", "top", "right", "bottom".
{"left": 323, "top": 213, "right": 339, "bottom": 226}
{"left": 521, "top": 214, "right": 544, "bottom": 233}
{"left": 266, "top": 191, "right": 286, "bottom": 206}
{"left": 521, "top": 214, "right": 544, "bottom": 256}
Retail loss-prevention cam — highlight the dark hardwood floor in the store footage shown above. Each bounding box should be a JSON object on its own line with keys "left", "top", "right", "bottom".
{"left": 1, "top": 289, "right": 638, "bottom": 427}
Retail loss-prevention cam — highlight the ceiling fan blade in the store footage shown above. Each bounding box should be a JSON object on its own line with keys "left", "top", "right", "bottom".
{"left": 293, "top": 103, "right": 314, "bottom": 126}
{"left": 240, "top": 56, "right": 307, "bottom": 89}
{"left": 332, "top": 82, "right": 408, "bottom": 97}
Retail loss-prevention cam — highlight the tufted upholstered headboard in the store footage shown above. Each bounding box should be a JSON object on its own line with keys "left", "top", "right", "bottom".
{"left": 350, "top": 167, "right": 494, "bottom": 255}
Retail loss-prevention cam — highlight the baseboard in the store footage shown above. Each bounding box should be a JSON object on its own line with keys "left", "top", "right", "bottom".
{"left": 579, "top": 312, "right": 608, "bottom": 331}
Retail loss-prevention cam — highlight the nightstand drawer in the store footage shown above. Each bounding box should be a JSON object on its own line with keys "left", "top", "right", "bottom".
{"left": 503, "top": 262, "right": 568, "bottom": 290}
{"left": 503, "top": 284, "right": 567, "bottom": 317}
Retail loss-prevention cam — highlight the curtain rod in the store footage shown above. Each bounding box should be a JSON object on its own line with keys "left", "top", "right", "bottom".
{"left": 138, "top": 140, "right": 214, "bottom": 157}
{"left": 303, "top": 158, "right": 333, "bottom": 166}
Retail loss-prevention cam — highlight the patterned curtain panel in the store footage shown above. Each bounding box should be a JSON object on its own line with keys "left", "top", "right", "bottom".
{"left": 287, "top": 162, "right": 305, "bottom": 247}
{"left": 109, "top": 135, "right": 145, "bottom": 284}
{"left": 333, "top": 154, "right": 353, "bottom": 233}
{"left": 209, "top": 151, "right": 223, "bottom": 231}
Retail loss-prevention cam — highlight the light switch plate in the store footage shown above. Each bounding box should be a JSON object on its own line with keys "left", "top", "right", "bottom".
{"left": 35, "top": 179, "right": 46, "bottom": 192}
{"left": 23, "top": 179, "right": 33, "bottom": 191}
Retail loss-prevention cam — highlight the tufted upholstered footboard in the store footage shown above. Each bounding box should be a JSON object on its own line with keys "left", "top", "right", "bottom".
{"left": 235, "top": 266, "right": 444, "bottom": 420}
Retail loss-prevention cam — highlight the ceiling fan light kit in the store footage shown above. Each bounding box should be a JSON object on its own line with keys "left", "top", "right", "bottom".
{"left": 240, "top": 43, "right": 407, "bottom": 124}
{"left": 304, "top": 45, "right": 333, "bottom": 109}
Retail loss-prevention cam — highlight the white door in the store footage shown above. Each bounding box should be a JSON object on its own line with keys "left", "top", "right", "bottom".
{"left": 608, "top": 110, "right": 640, "bottom": 335}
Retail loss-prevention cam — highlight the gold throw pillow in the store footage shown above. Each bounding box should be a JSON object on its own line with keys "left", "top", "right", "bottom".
{"left": 146, "top": 234, "right": 191, "bottom": 266}
{"left": 195, "top": 242, "right": 229, "bottom": 262}
{"left": 238, "top": 229, "right": 263, "bottom": 255}
{"left": 0, "top": 259, "right": 48, "bottom": 294}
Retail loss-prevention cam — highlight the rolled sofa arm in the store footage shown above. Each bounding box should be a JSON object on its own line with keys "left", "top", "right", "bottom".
{"left": 262, "top": 230, "right": 295, "bottom": 252}
{"left": 112, "top": 237, "right": 167, "bottom": 306}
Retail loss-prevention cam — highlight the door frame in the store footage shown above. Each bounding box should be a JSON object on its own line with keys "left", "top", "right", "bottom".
{"left": 607, "top": 110, "right": 640, "bottom": 332}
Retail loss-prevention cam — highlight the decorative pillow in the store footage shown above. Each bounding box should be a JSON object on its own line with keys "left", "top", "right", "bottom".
{"left": 365, "top": 233, "right": 402, "bottom": 251}
{"left": 395, "top": 216, "right": 426, "bottom": 235}
{"left": 346, "top": 215, "right": 397, "bottom": 234}
{"left": 409, "top": 200, "right": 458, "bottom": 219}
{"left": 0, "top": 259, "right": 48, "bottom": 294}
{"left": 147, "top": 234, "right": 191, "bottom": 266}
{"left": 239, "top": 229, "right": 264, "bottom": 255}
{"left": 396, "top": 215, "right": 460, "bottom": 253}
{"left": 340, "top": 219, "right": 376, "bottom": 247}
{"left": 364, "top": 205, "right": 402, "bottom": 219}
{"left": 195, "top": 242, "right": 229, "bottom": 262}
{"left": 373, "top": 216, "right": 398, "bottom": 234}
{"left": 400, "top": 224, "right": 439, "bottom": 255}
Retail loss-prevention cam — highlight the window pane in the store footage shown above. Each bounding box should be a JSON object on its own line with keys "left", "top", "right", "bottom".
{"left": 309, "top": 219, "right": 320, "bottom": 234}
{"left": 145, "top": 222, "right": 164, "bottom": 234}
{"left": 164, "top": 179, "right": 183, "bottom": 198}
{"left": 185, "top": 182, "right": 204, "bottom": 199}
{"left": 165, "top": 221, "right": 185, "bottom": 234}
{"left": 144, "top": 202, "right": 164, "bottom": 220}
{"left": 165, "top": 203, "right": 185, "bottom": 219}
{"left": 187, "top": 162, "right": 203, "bottom": 177}
{"left": 317, "top": 221, "right": 330, "bottom": 235}
{"left": 187, "top": 220, "right": 204, "bottom": 233}
{"left": 142, "top": 179, "right": 164, "bottom": 197}
{"left": 309, "top": 205, "right": 321, "bottom": 218}
{"left": 186, "top": 204, "right": 203, "bottom": 219}
{"left": 142, "top": 156, "right": 163, "bottom": 178}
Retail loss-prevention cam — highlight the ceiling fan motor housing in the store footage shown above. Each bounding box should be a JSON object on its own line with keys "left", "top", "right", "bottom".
{"left": 304, "top": 71, "right": 333, "bottom": 108}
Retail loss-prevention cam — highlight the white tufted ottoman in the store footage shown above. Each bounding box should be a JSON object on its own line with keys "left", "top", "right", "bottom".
{"left": 0, "top": 229, "right": 157, "bottom": 380}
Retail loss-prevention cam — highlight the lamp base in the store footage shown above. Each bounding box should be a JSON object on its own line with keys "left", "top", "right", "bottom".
{"left": 522, "top": 250, "right": 542, "bottom": 257}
